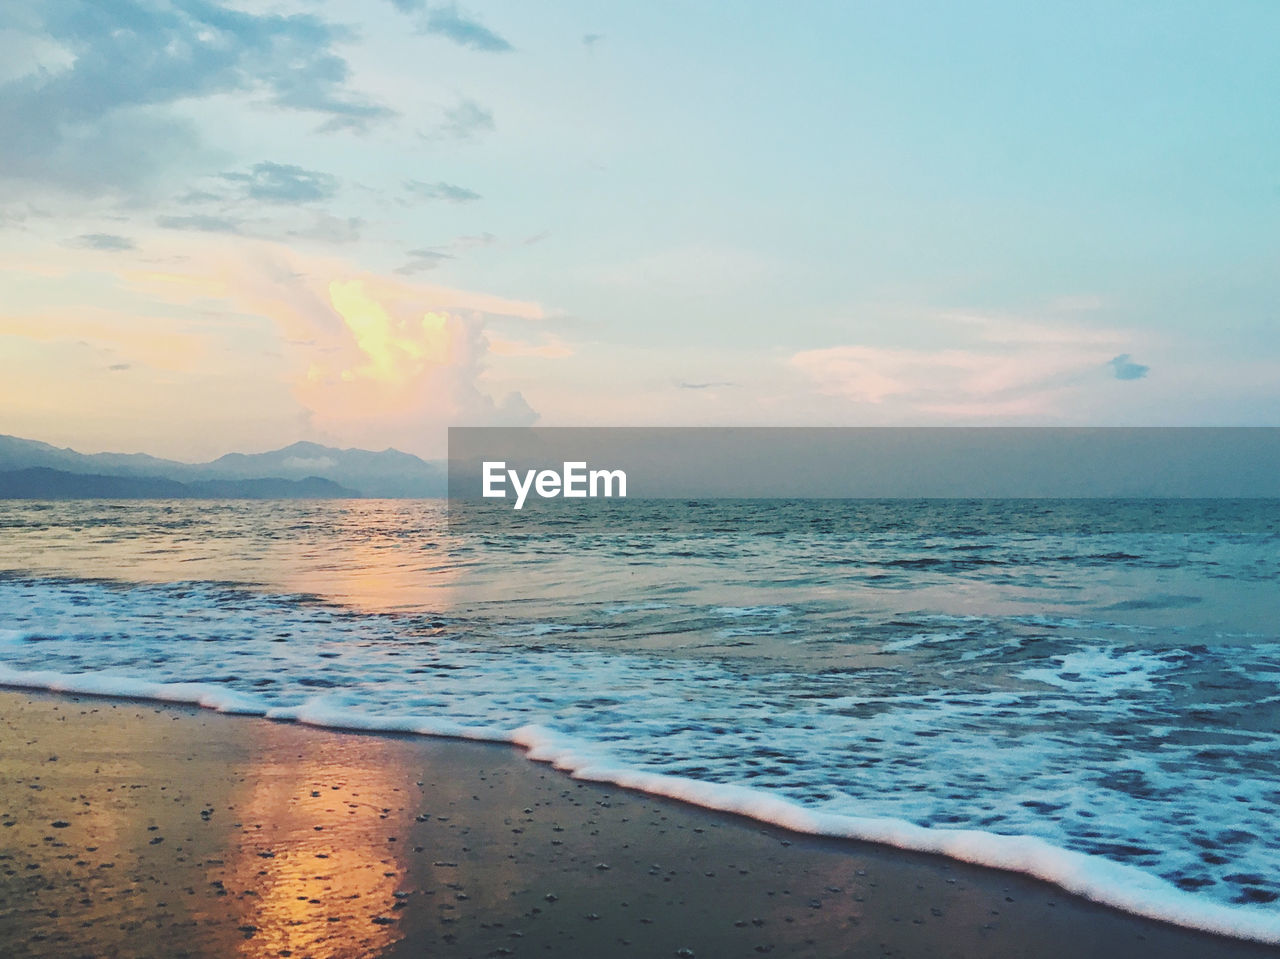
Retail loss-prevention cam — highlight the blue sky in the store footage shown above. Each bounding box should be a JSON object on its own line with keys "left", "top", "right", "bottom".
{"left": 1, "top": 1, "right": 1277, "bottom": 457}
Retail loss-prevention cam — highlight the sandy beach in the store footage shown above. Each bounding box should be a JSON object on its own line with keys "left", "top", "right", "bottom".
{"left": 0, "top": 690, "right": 1274, "bottom": 959}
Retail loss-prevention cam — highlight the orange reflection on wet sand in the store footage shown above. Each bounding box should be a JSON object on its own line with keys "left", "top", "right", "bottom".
{"left": 204, "top": 722, "right": 418, "bottom": 959}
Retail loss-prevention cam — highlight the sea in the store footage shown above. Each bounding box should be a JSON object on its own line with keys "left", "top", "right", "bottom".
{"left": 1, "top": 498, "right": 1277, "bottom": 943}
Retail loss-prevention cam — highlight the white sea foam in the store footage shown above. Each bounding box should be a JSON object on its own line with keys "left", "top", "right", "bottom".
{"left": 712, "top": 605, "right": 792, "bottom": 617}
{"left": 1019, "top": 647, "right": 1172, "bottom": 694}
{"left": 0, "top": 664, "right": 263, "bottom": 715}
{"left": 881, "top": 630, "right": 967, "bottom": 653}
{"left": 500, "top": 622, "right": 605, "bottom": 637}
{"left": 602, "top": 602, "right": 673, "bottom": 615}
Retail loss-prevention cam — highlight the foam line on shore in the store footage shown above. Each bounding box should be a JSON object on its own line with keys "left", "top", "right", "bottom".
{"left": 1, "top": 663, "right": 1277, "bottom": 946}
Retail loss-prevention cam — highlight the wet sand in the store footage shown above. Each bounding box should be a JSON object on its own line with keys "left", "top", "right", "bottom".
{"left": 1, "top": 690, "right": 1276, "bottom": 959}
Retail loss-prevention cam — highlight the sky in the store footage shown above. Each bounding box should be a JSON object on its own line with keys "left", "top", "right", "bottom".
{"left": 1, "top": 1, "right": 1277, "bottom": 460}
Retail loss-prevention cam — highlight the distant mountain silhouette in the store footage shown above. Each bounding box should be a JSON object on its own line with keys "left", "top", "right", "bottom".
{"left": 0, "top": 435, "right": 446, "bottom": 498}
{"left": 195, "top": 441, "right": 443, "bottom": 497}
{"left": 0, "top": 467, "right": 359, "bottom": 500}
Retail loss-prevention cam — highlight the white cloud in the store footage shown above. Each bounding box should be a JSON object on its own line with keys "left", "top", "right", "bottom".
{"left": 790, "top": 312, "right": 1141, "bottom": 418}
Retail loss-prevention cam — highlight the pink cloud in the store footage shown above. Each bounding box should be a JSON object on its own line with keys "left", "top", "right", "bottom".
{"left": 789, "top": 312, "right": 1141, "bottom": 418}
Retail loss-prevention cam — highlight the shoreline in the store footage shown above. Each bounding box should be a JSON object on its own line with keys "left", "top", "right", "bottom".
{"left": 3, "top": 665, "right": 1280, "bottom": 947}
{"left": 2, "top": 689, "right": 1277, "bottom": 958}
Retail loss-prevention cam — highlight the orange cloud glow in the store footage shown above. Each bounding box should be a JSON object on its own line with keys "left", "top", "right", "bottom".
{"left": 117, "top": 240, "right": 542, "bottom": 449}
{"left": 483, "top": 332, "right": 574, "bottom": 359}
{"left": 328, "top": 280, "right": 455, "bottom": 384}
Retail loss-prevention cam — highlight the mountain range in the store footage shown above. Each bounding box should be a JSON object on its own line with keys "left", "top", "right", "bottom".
{"left": 0, "top": 435, "right": 446, "bottom": 499}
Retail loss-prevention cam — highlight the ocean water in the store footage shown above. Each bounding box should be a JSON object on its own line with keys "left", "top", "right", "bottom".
{"left": 1, "top": 498, "right": 1278, "bottom": 942}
